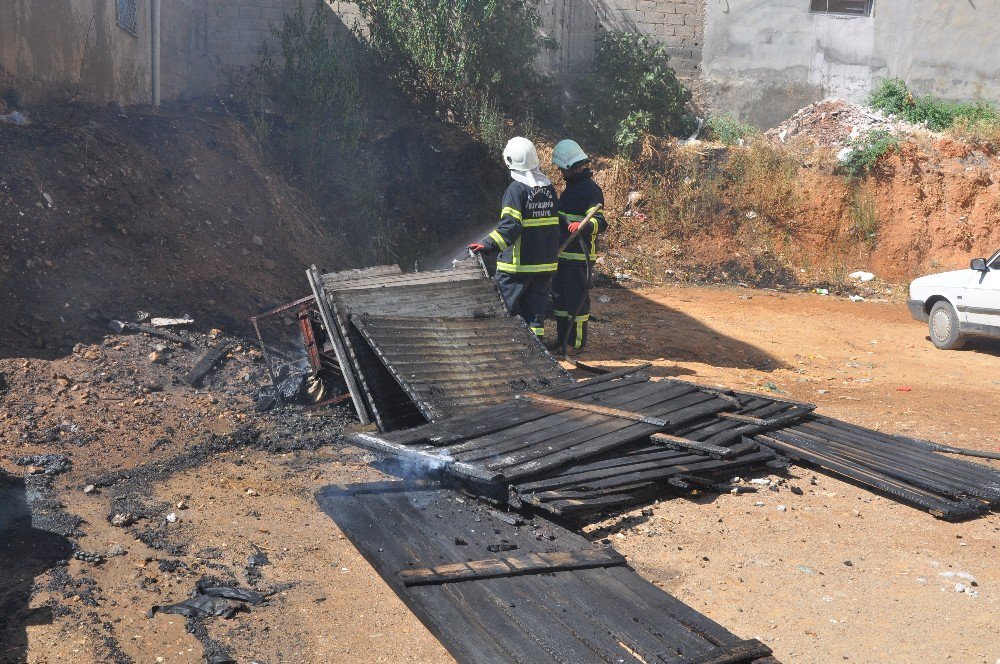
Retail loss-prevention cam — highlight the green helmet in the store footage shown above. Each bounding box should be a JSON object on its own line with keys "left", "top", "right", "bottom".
{"left": 552, "top": 139, "right": 589, "bottom": 170}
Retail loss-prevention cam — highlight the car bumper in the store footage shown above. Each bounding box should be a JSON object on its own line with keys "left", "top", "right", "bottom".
{"left": 908, "top": 299, "right": 928, "bottom": 322}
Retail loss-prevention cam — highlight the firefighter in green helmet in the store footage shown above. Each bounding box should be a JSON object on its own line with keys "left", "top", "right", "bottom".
{"left": 551, "top": 139, "right": 607, "bottom": 353}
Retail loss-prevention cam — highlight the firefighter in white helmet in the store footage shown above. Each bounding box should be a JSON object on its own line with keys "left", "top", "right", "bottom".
{"left": 469, "top": 137, "right": 559, "bottom": 340}
{"left": 551, "top": 139, "right": 607, "bottom": 353}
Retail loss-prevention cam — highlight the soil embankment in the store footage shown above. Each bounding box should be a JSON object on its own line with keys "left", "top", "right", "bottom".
{"left": 0, "top": 100, "right": 505, "bottom": 359}
{"left": 591, "top": 100, "right": 1000, "bottom": 291}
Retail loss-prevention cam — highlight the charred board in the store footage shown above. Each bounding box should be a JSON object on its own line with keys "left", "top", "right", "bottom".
{"left": 352, "top": 314, "right": 572, "bottom": 422}
{"left": 350, "top": 377, "right": 740, "bottom": 486}
{"left": 307, "top": 259, "right": 538, "bottom": 430}
{"left": 510, "top": 388, "right": 810, "bottom": 517}
{"left": 316, "top": 483, "right": 778, "bottom": 664}
{"left": 754, "top": 416, "right": 1000, "bottom": 521}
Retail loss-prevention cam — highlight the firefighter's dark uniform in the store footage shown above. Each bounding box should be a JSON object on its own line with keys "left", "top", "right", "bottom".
{"left": 481, "top": 180, "right": 560, "bottom": 338}
{"left": 554, "top": 169, "right": 607, "bottom": 350}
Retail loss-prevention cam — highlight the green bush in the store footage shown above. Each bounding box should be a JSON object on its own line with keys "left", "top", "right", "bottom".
{"left": 705, "top": 112, "right": 759, "bottom": 145}
{"left": 353, "top": 0, "right": 544, "bottom": 134}
{"left": 868, "top": 78, "right": 999, "bottom": 131}
{"left": 573, "top": 32, "right": 696, "bottom": 155}
{"left": 840, "top": 129, "right": 900, "bottom": 180}
{"left": 254, "top": 1, "right": 362, "bottom": 198}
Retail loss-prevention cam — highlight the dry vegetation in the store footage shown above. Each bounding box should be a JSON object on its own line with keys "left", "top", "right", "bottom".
{"left": 591, "top": 128, "right": 1000, "bottom": 291}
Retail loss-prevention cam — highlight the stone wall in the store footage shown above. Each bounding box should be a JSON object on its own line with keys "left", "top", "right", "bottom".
{"left": 536, "top": 0, "right": 706, "bottom": 82}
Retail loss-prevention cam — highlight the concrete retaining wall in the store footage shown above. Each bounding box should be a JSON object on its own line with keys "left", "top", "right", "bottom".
{"left": 0, "top": 0, "right": 152, "bottom": 104}
{"left": 702, "top": 0, "right": 1000, "bottom": 128}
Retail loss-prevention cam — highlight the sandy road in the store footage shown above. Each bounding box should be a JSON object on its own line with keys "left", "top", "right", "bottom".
{"left": 6, "top": 283, "right": 999, "bottom": 663}
{"left": 583, "top": 284, "right": 1000, "bottom": 664}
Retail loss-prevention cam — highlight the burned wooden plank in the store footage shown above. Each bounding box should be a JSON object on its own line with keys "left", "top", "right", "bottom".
{"left": 315, "top": 484, "right": 778, "bottom": 664}
{"left": 651, "top": 433, "right": 737, "bottom": 459}
{"left": 687, "top": 640, "right": 774, "bottom": 664}
{"left": 755, "top": 431, "right": 989, "bottom": 521}
{"left": 399, "top": 548, "right": 626, "bottom": 587}
{"left": 109, "top": 319, "right": 190, "bottom": 346}
{"left": 352, "top": 314, "right": 571, "bottom": 422}
{"left": 306, "top": 265, "right": 371, "bottom": 426}
{"left": 516, "top": 392, "right": 677, "bottom": 428}
{"left": 184, "top": 344, "right": 229, "bottom": 387}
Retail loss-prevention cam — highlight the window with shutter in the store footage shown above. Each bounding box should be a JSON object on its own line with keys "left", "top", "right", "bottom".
{"left": 810, "top": 0, "right": 874, "bottom": 16}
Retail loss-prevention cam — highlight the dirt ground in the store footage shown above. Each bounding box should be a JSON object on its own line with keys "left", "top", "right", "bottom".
{"left": 1, "top": 283, "right": 998, "bottom": 664}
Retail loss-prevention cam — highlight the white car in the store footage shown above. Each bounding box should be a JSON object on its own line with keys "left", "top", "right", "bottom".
{"left": 908, "top": 248, "right": 1000, "bottom": 349}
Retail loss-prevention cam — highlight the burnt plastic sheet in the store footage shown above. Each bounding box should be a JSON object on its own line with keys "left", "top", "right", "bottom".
{"left": 316, "top": 483, "right": 778, "bottom": 664}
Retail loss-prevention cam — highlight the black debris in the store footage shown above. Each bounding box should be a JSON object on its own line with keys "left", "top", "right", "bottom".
{"left": 12, "top": 454, "right": 71, "bottom": 476}
{"left": 146, "top": 579, "right": 263, "bottom": 620}
{"left": 73, "top": 550, "right": 106, "bottom": 565}
{"left": 147, "top": 595, "right": 241, "bottom": 620}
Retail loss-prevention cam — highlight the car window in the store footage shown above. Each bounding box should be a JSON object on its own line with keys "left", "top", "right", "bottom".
{"left": 992, "top": 253, "right": 1000, "bottom": 269}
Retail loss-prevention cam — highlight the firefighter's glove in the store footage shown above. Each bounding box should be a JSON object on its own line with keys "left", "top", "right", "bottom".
{"left": 567, "top": 222, "right": 582, "bottom": 234}
{"left": 467, "top": 243, "right": 488, "bottom": 254}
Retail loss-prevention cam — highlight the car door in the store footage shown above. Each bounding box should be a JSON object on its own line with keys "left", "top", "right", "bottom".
{"left": 962, "top": 249, "right": 1000, "bottom": 329}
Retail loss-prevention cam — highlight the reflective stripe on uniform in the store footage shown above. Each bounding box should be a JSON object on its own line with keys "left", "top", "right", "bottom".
{"left": 496, "top": 261, "right": 558, "bottom": 273}
{"left": 558, "top": 251, "right": 589, "bottom": 261}
{"left": 489, "top": 230, "right": 508, "bottom": 251}
{"left": 522, "top": 216, "right": 559, "bottom": 227}
{"left": 501, "top": 206, "right": 523, "bottom": 221}
{"left": 553, "top": 309, "right": 570, "bottom": 319}
{"left": 530, "top": 325, "right": 545, "bottom": 337}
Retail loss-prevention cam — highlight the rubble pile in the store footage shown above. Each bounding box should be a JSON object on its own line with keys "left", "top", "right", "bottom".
{"left": 767, "top": 98, "right": 924, "bottom": 147}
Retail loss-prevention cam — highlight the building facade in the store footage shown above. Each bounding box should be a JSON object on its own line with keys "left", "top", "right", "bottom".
{"left": 3, "top": 1, "right": 998, "bottom": 127}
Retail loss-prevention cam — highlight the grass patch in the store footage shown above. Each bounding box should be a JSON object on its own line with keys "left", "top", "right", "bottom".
{"left": 705, "top": 113, "right": 759, "bottom": 145}
{"left": 840, "top": 129, "right": 900, "bottom": 180}
{"left": 947, "top": 115, "right": 1000, "bottom": 149}
{"left": 868, "top": 78, "right": 1000, "bottom": 132}
{"left": 727, "top": 141, "right": 799, "bottom": 228}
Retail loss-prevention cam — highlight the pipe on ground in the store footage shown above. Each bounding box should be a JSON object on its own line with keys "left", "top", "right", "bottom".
{"left": 151, "top": 0, "right": 161, "bottom": 106}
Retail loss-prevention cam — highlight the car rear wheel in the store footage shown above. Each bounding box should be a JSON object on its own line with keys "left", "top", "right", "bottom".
{"left": 928, "top": 301, "right": 966, "bottom": 350}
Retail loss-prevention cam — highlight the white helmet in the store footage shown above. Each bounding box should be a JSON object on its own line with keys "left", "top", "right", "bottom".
{"left": 552, "top": 139, "right": 589, "bottom": 170}
{"left": 503, "top": 137, "right": 540, "bottom": 172}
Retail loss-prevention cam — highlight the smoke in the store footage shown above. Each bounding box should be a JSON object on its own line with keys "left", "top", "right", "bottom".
{"left": 426, "top": 221, "right": 502, "bottom": 271}
{"left": 374, "top": 449, "right": 454, "bottom": 483}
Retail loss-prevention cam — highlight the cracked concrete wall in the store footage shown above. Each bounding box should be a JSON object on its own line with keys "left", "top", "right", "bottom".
{"left": 702, "top": 0, "right": 1000, "bottom": 128}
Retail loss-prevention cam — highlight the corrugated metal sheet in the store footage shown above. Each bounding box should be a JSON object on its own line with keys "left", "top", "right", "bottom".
{"left": 352, "top": 315, "right": 572, "bottom": 421}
